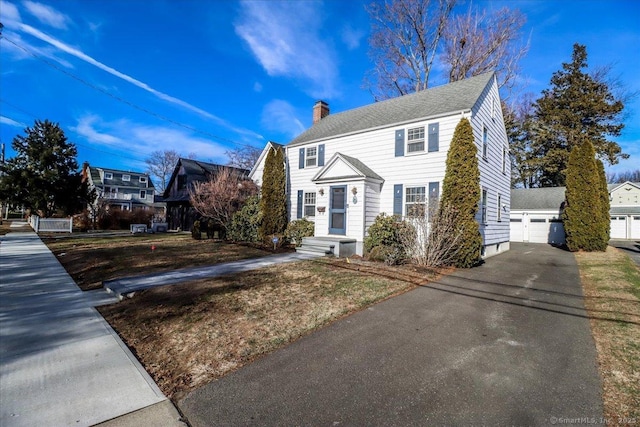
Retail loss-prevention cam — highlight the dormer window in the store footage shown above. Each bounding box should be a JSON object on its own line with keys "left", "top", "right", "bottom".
{"left": 139, "top": 176, "right": 147, "bottom": 183}
{"left": 122, "top": 174, "right": 131, "bottom": 182}
{"left": 407, "top": 127, "right": 425, "bottom": 153}
{"left": 306, "top": 147, "right": 317, "bottom": 167}
{"left": 104, "top": 172, "right": 113, "bottom": 180}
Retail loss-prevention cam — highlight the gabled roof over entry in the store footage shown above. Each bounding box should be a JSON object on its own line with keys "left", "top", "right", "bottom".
{"left": 312, "top": 153, "right": 383, "bottom": 183}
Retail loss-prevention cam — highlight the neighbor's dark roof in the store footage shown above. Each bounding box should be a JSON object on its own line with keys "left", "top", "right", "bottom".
{"left": 289, "top": 72, "right": 495, "bottom": 146}
{"left": 89, "top": 166, "right": 155, "bottom": 189}
{"left": 511, "top": 187, "right": 566, "bottom": 210}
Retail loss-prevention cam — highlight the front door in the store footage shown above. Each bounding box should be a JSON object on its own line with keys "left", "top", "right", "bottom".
{"left": 329, "top": 185, "right": 347, "bottom": 235}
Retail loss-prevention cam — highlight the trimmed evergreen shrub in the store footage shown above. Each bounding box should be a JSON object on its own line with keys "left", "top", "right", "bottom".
{"left": 364, "top": 213, "right": 414, "bottom": 265}
{"left": 563, "top": 139, "right": 608, "bottom": 251}
{"left": 191, "top": 220, "right": 201, "bottom": 240}
{"left": 284, "top": 218, "right": 315, "bottom": 246}
{"left": 259, "top": 146, "right": 288, "bottom": 239}
{"left": 227, "top": 195, "right": 262, "bottom": 243}
{"left": 440, "top": 118, "right": 482, "bottom": 268}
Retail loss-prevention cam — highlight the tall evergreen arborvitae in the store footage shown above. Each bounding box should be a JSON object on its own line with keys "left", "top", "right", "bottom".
{"left": 563, "top": 139, "right": 608, "bottom": 251}
{"left": 440, "top": 118, "right": 482, "bottom": 267}
{"left": 259, "top": 145, "right": 288, "bottom": 239}
{"left": 596, "top": 159, "right": 611, "bottom": 245}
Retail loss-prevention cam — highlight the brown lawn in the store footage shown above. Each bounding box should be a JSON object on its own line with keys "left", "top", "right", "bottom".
{"left": 42, "top": 233, "right": 273, "bottom": 290}
{"left": 576, "top": 247, "right": 640, "bottom": 422}
{"left": 98, "top": 257, "right": 436, "bottom": 400}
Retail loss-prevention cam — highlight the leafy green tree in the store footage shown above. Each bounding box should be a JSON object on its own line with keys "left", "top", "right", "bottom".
{"left": 532, "top": 43, "right": 626, "bottom": 187}
{"left": 259, "top": 145, "right": 287, "bottom": 239}
{"left": 440, "top": 117, "right": 482, "bottom": 267}
{"left": 563, "top": 139, "right": 608, "bottom": 251}
{"left": 0, "top": 120, "right": 90, "bottom": 217}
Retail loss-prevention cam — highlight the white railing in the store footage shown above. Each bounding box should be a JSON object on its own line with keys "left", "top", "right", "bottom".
{"left": 29, "top": 215, "right": 72, "bottom": 233}
{"left": 102, "top": 193, "right": 133, "bottom": 200}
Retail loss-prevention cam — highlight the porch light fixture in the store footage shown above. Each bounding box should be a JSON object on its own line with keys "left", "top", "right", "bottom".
{"left": 319, "top": 188, "right": 324, "bottom": 196}
{"left": 351, "top": 186, "right": 357, "bottom": 195}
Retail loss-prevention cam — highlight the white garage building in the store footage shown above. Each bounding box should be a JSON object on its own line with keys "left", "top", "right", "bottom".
{"left": 510, "top": 182, "right": 640, "bottom": 244}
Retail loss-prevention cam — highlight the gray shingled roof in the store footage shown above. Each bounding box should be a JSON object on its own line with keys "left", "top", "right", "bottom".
{"left": 90, "top": 166, "right": 155, "bottom": 189}
{"left": 511, "top": 187, "right": 566, "bottom": 210}
{"left": 289, "top": 72, "right": 495, "bottom": 146}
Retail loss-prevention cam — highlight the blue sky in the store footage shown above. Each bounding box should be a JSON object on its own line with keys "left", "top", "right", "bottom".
{"left": 1, "top": 0, "right": 638, "bottom": 179}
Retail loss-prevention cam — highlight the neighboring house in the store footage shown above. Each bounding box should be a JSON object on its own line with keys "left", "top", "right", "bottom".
{"left": 82, "top": 163, "right": 160, "bottom": 213}
{"left": 163, "top": 158, "right": 249, "bottom": 231}
{"left": 510, "top": 181, "right": 640, "bottom": 243}
{"left": 251, "top": 72, "right": 511, "bottom": 257}
{"left": 249, "top": 141, "right": 284, "bottom": 187}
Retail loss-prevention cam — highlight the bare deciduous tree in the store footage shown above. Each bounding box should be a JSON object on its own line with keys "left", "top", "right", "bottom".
{"left": 225, "top": 145, "right": 262, "bottom": 171}
{"left": 606, "top": 169, "right": 640, "bottom": 184}
{"left": 441, "top": 6, "right": 528, "bottom": 95}
{"left": 366, "top": 0, "right": 456, "bottom": 100}
{"left": 365, "top": 0, "right": 528, "bottom": 100}
{"left": 145, "top": 149, "right": 180, "bottom": 194}
{"left": 188, "top": 168, "right": 258, "bottom": 231}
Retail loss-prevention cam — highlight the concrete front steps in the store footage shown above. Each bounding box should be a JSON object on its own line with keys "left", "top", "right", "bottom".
{"left": 295, "top": 236, "right": 357, "bottom": 258}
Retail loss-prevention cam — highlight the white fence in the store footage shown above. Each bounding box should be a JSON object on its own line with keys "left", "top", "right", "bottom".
{"left": 29, "top": 215, "right": 73, "bottom": 233}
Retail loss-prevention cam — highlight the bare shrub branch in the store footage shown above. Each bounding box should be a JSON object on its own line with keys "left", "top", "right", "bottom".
{"left": 188, "top": 168, "right": 258, "bottom": 231}
{"left": 401, "top": 203, "right": 465, "bottom": 267}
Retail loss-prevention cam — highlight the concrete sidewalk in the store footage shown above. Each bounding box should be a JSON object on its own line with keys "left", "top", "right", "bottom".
{"left": 104, "top": 251, "right": 319, "bottom": 299}
{"left": 0, "top": 231, "right": 185, "bottom": 427}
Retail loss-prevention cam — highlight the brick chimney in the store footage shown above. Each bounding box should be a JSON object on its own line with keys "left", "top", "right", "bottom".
{"left": 313, "top": 100, "right": 329, "bottom": 124}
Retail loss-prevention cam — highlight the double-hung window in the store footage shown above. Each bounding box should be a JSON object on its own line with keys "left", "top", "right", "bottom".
{"left": 405, "top": 187, "right": 426, "bottom": 217}
{"left": 104, "top": 172, "right": 113, "bottom": 180}
{"left": 482, "top": 127, "right": 488, "bottom": 160}
{"left": 306, "top": 147, "right": 317, "bottom": 167}
{"left": 140, "top": 190, "right": 147, "bottom": 200}
{"left": 407, "top": 127, "right": 425, "bottom": 153}
{"left": 122, "top": 174, "right": 131, "bottom": 182}
{"left": 304, "top": 192, "right": 316, "bottom": 217}
{"left": 481, "top": 189, "right": 488, "bottom": 224}
{"left": 139, "top": 176, "right": 147, "bottom": 184}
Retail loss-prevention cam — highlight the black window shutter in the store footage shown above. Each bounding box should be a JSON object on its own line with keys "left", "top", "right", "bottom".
{"left": 318, "top": 144, "right": 325, "bottom": 166}
{"left": 297, "top": 190, "right": 303, "bottom": 218}
{"left": 393, "top": 184, "right": 403, "bottom": 217}
{"left": 428, "top": 123, "right": 439, "bottom": 152}
{"left": 395, "top": 130, "right": 404, "bottom": 157}
{"left": 299, "top": 148, "right": 305, "bottom": 169}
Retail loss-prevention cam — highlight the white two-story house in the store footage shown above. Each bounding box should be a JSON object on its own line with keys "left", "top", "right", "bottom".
{"left": 251, "top": 72, "right": 511, "bottom": 257}
{"left": 82, "top": 163, "right": 157, "bottom": 212}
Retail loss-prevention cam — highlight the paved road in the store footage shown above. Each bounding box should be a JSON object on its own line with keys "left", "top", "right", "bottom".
{"left": 610, "top": 239, "right": 640, "bottom": 267}
{"left": 179, "top": 243, "right": 603, "bottom": 426}
{"left": 0, "top": 231, "right": 184, "bottom": 427}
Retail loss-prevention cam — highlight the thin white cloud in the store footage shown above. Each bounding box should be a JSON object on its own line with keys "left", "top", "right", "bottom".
{"left": 253, "top": 81, "right": 263, "bottom": 93}
{"left": 235, "top": 1, "right": 339, "bottom": 99}
{"left": 72, "top": 114, "right": 229, "bottom": 162}
{"left": 341, "top": 24, "right": 365, "bottom": 51}
{"left": 0, "top": 1, "right": 21, "bottom": 22}
{"left": 13, "top": 23, "right": 262, "bottom": 140}
{"left": 0, "top": 115, "right": 25, "bottom": 127}
{"left": 1, "top": 29, "right": 74, "bottom": 68}
{"left": 22, "top": 1, "right": 71, "bottom": 30}
{"left": 261, "top": 100, "right": 305, "bottom": 138}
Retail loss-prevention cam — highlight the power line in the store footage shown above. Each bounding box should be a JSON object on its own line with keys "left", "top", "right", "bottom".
{"left": 0, "top": 34, "right": 263, "bottom": 151}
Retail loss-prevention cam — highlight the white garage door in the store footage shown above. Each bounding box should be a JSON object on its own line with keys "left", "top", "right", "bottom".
{"left": 510, "top": 215, "right": 524, "bottom": 242}
{"left": 610, "top": 216, "right": 627, "bottom": 239}
{"left": 631, "top": 216, "right": 640, "bottom": 239}
{"left": 529, "top": 217, "right": 549, "bottom": 243}
{"left": 511, "top": 213, "right": 565, "bottom": 244}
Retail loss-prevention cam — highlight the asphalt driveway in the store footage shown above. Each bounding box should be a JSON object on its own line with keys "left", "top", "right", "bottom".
{"left": 179, "top": 243, "right": 602, "bottom": 426}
